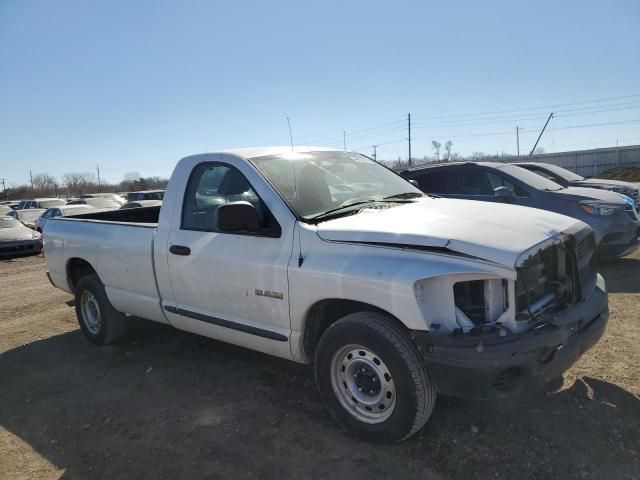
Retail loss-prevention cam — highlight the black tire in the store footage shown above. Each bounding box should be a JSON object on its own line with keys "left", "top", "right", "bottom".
{"left": 314, "top": 311, "right": 436, "bottom": 443}
{"left": 74, "top": 273, "right": 126, "bottom": 345}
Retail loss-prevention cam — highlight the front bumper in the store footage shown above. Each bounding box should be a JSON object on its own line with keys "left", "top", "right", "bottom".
{"left": 596, "top": 216, "right": 640, "bottom": 259}
{"left": 411, "top": 278, "right": 608, "bottom": 399}
{"left": 0, "top": 239, "right": 42, "bottom": 257}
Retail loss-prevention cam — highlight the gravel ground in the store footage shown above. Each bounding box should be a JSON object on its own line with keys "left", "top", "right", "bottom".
{"left": 1, "top": 255, "right": 639, "bottom": 480}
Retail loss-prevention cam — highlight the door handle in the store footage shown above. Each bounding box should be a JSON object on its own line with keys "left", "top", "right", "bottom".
{"left": 169, "top": 245, "right": 191, "bottom": 256}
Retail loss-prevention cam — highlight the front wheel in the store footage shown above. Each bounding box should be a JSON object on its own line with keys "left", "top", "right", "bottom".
{"left": 74, "top": 274, "right": 126, "bottom": 345}
{"left": 314, "top": 312, "right": 436, "bottom": 443}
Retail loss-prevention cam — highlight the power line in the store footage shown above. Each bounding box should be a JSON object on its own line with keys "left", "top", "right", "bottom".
{"left": 411, "top": 101, "right": 640, "bottom": 130}
{"left": 296, "top": 117, "right": 406, "bottom": 145}
{"left": 410, "top": 92, "right": 640, "bottom": 123}
{"left": 349, "top": 118, "right": 640, "bottom": 151}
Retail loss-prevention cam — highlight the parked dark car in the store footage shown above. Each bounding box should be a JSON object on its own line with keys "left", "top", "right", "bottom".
{"left": 513, "top": 162, "right": 639, "bottom": 207}
{"left": 400, "top": 162, "right": 640, "bottom": 259}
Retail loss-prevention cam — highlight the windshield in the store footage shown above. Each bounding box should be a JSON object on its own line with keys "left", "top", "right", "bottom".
{"left": 250, "top": 151, "right": 422, "bottom": 219}
{"left": 39, "top": 199, "right": 66, "bottom": 208}
{"left": 495, "top": 164, "right": 564, "bottom": 191}
{"left": 0, "top": 217, "right": 19, "bottom": 228}
{"left": 61, "top": 206, "right": 95, "bottom": 215}
{"left": 537, "top": 163, "right": 584, "bottom": 182}
{"left": 84, "top": 198, "right": 120, "bottom": 208}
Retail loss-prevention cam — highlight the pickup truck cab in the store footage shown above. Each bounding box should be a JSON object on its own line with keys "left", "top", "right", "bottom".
{"left": 44, "top": 147, "right": 608, "bottom": 442}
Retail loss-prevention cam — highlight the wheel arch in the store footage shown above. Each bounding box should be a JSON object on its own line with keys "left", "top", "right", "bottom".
{"left": 302, "top": 298, "right": 408, "bottom": 361}
{"left": 66, "top": 257, "right": 98, "bottom": 293}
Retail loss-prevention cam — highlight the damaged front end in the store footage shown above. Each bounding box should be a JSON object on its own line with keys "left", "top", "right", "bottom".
{"left": 514, "top": 230, "right": 597, "bottom": 324}
{"left": 411, "top": 227, "right": 608, "bottom": 399}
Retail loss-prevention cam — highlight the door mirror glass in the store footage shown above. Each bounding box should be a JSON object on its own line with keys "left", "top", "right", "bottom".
{"left": 217, "top": 201, "right": 261, "bottom": 232}
{"left": 494, "top": 186, "right": 514, "bottom": 201}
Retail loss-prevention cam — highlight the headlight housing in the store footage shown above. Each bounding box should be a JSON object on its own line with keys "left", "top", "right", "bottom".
{"left": 580, "top": 201, "right": 623, "bottom": 216}
{"left": 32, "top": 231, "right": 41, "bottom": 240}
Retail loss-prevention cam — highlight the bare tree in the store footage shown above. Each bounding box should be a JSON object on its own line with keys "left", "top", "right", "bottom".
{"left": 443, "top": 141, "right": 453, "bottom": 161}
{"left": 31, "top": 173, "right": 59, "bottom": 195}
{"left": 431, "top": 141, "right": 442, "bottom": 161}
{"left": 63, "top": 172, "right": 96, "bottom": 195}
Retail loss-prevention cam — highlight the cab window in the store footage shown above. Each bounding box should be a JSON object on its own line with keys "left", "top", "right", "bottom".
{"left": 181, "top": 163, "right": 279, "bottom": 235}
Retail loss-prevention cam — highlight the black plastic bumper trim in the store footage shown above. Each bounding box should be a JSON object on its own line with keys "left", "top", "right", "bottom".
{"left": 163, "top": 305, "right": 288, "bottom": 342}
{"left": 412, "top": 286, "right": 608, "bottom": 399}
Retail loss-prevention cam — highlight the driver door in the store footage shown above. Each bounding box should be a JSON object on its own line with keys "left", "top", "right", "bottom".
{"left": 165, "top": 162, "right": 293, "bottom": 357}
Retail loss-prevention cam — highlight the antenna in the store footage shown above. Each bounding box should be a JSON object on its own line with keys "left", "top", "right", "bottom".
{"left": 407, "top": 113, "right": 412, "bottom": 166}
{"left": 286, "top": 117, "right": 294, "bottom": 151}
{"left": 343, "top": 131, "right": 346, "bottom": 150}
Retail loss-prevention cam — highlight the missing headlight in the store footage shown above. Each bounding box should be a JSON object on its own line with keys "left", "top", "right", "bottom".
{"left": 453, "top": 279, "right": 509, "bottom": 326}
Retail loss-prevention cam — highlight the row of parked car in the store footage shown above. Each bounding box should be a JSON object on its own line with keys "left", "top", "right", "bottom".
{"left": 0, "top": 190, "right": 164, "bottom": 258}
{"left": 400, "top": 161, "right": 640, "bottom": 259}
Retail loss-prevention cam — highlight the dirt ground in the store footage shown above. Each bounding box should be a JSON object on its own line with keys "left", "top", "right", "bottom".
{"left": 1, "top": 254, "right": 639, "bottom": 480}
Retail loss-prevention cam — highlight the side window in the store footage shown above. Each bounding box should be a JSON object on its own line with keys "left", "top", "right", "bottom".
{"left": 415, "top": 170, "right": 452, "bottom": 194}
{"left": 182, "top": 163, "right": 278, "bottom": 235}
{"left": 528, "top": 167, "right": 554, "bottom": 180}
{"left": 455, "top": 169, "right": 493, "bottom": 195}
{"left": 487, "top": 173, "right": 528, "bottom": 197}
{"left": 52, "top": 209, "right": 62, "bottom": 217}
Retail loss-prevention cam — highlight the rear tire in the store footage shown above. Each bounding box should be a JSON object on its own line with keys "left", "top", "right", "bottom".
{"left": 74, "top": 274, "right": 126, "bottom": 345}
{"left": 314, "top": 311, "right": 436, "bottom": 443}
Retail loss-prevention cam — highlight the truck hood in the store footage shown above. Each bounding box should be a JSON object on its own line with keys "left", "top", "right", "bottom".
{"left": 547, "top": 186, "right": 628, "bottom": 204}
{"left": 315, "top": 198, "right": 584, "bottom": 268}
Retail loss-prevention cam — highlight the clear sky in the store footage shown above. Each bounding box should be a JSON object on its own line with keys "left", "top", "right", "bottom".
{"left": 1, "top": 0, "right": 639, "bottom": 185}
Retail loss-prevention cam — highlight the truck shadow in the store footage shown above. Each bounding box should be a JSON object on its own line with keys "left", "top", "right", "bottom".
{"left": 599, "top": 255, "right": 640, "bottom": 293}
{"left": 1, "top": 318, "right": 639, "bottom": 480}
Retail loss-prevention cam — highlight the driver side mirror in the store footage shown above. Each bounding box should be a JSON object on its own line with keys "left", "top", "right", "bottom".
{"left": 494, "top": 186, "right": 514, "bottom": 202}
{"left": 217, "top": 201, "right": 261, "bottom": 232}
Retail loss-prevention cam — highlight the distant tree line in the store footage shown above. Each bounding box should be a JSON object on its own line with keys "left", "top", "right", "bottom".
{"left": 2, "top": 171, "right": 169, "bottom": 200}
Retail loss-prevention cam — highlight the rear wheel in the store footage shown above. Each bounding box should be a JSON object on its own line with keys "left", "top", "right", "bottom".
{"left": 74, "top": 274, "right": 126, "bottom": 345}
{"left": 314, "top": 312, "right": 436, "bottom": 443}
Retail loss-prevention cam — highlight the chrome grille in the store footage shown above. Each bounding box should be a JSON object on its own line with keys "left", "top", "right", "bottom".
{"left": 575, "top": 233, "right": 597, "bottom": 299}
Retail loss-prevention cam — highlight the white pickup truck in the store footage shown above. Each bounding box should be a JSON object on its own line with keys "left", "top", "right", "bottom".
{"left": 44, "top": 147, "right": 608, "bottom": 442}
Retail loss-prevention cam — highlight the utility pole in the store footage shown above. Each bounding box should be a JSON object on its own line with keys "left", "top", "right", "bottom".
{"left": 516, "top": 126, "right": 520, "bottom": 157}
{"left": 286, "top": 117, "right": 294, "bottom": 151}
{"left": 29, "top": 170, "right": 34, "bottom": 190}
{"left": 0, "top": 178, "right": 6, "bottom": 200}
{"left": 529, "top": 112, "right": 554, "bottom": 156}
{"left": 343, "top": 131, "right": 346, "bottom": 150}
{"left": 407, "top": 113, "right": 412, "bottom": 166}
{"left": 96, "top": 164, "right": 101, "bottom": 192}
{"left": 372, "top": 145, "right": 377, "bottom": 161}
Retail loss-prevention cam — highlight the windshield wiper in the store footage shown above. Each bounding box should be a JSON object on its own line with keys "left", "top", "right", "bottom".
{"left": 383, "top": 192, "right": 424, "bottom": 200}
{"left": 308, "top": 200, "right": 377, "bottom": 223}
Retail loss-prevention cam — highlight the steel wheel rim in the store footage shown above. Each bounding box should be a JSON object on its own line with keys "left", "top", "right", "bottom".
{"left": 80, "top": 290, "right": 101, "bottom": 335}
{"left": 330, "top": 344, "right": 397, "bottom": 424}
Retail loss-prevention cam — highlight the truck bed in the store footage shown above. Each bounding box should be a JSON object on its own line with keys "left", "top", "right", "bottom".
{"left": 44, "top": 206, "right": 166, "bottom": 324}
{"left": 70, "top": 205, "right": 161, "bottom": 225}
